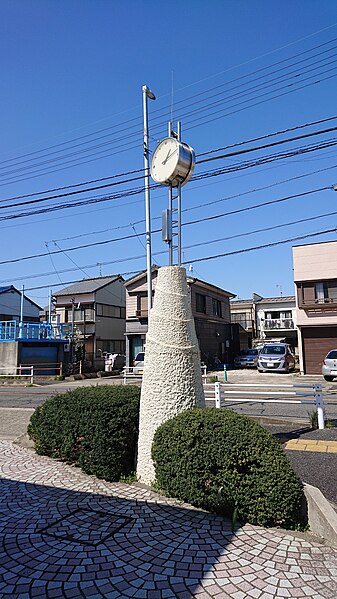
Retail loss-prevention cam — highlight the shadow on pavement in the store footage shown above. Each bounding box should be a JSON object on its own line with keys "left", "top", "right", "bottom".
{"left": 0, "top": 477, "right": 235, "bottom": 598}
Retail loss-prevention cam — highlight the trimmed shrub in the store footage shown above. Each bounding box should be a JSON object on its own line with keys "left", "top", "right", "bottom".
{"left": 28, "top": 385, "right": 140, "bottom": 481}
{"left": 152, "top": 408, "right": 305, "bottom": 529}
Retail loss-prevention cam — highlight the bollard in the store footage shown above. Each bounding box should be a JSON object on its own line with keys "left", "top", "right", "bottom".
{"left": 223, "top": 364, "right": 227, "bottom": 384}
{"left": 314, "top": 384, "right": 325, "bottom": 430}
{"left": 215, "top": 382, "right": 221, "bottom": 408}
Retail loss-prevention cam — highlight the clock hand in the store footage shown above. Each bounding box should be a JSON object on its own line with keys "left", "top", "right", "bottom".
{"left": 162, "top": 150, "right": 172, "bottom": 165}
{"left": 162, "top": 148, "right": 178, "bottom": 165}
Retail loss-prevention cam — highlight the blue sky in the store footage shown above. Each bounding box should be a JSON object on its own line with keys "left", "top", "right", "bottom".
{"left": 1, "top": 0, "right": 337, "bottom": 307}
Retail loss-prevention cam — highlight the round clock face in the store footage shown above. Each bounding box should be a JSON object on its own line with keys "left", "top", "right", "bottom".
{"left": 150, "top": 138, "right": 180, "bottom": 184}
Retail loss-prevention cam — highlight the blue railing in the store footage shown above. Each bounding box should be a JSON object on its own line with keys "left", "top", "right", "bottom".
{"left": 0, "top": 320, "right": 68, "bottom": 342}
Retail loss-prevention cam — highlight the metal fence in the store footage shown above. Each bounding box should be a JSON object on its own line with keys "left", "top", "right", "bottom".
{"left": 0, "top": 366, "right": 34, "bottom": 384}
{"left": 123, "top": 364, "right": 208, "bottom": 385}
{"left": 203, "top": 381, "right": 325, "bottom": 429}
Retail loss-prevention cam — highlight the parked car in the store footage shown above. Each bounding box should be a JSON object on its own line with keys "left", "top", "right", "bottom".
{"left": 133, "top": 352, "right": 145, "bottom": 374}
{"left": 258, "top": 343, "right": 295, "bottom": 373}
{"left": 322, "top": 349, "right": 337, "bottom": 381}
{"left": 234, "top": 348, "right": 259, "bottom": 368}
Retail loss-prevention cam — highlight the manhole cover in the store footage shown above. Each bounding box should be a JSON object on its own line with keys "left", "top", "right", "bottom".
{"left": 37, "top": 509, "right": 133, "bottom": 546}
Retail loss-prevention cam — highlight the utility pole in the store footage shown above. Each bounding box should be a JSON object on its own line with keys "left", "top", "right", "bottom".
{"left": 142, "top": 84, "right": 156, "bottom": 322}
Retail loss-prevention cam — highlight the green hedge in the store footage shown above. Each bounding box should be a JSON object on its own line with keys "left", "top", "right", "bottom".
{"left": 152, "top": 408, "right": 305, "bottom": 529}
{"left": 28, "top": 385, "right": 140, "bottom": 481}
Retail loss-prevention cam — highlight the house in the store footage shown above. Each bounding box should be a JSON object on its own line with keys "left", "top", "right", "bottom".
{"left": 53, "top": 276, "right": 126, "bottom": 370}
{"left": 230, "top": 293, "right": 297, "bottom": 348}
{"left": 293, "top": 240, "right": 337, "bottom": 374}
{"left": 0, "top": 286, "right": 68, "bottom": 374}
{"left": 124, "top": 268, "right": 237, "bottom": 368}
{"left": 0, "top": 285, "right": 41, "bottom": 322}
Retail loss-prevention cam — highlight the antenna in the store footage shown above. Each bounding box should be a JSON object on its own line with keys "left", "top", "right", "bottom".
{"left": 97, "top": 263, "right": 102, "bottom": 276}
{"left": 276, "top": 284, "right": 283, "bottom": 296}
{"left": 170, "top": 70, "right": 174, "bottom": 127}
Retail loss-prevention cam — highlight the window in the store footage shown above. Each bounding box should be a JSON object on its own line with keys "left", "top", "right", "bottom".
{"left": 315, "top": 281, "right": 337, "bottom": 303}
{"left": 212, "top": 298, "right": 222, "bottom": 318}
{"left": 66, "top": 304, "right": 95, "bottom": 322}
{"left": 96, "top": 339, "right": 125, "bottom": 356}
{"left": 96, "top": 303, "right": 124, "bottom": 318}
{"left": 196, "top": 293, "right": 207, "bottom": 314}
{"left": 264, "top": 310, "right": 292, "bottom": 320}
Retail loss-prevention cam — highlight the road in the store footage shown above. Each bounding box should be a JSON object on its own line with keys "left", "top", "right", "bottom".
{"left": 0, "top": 369, "right": 337, "bottom": 440}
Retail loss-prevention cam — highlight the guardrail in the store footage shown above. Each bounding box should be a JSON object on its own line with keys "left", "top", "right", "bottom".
{"left": 122, "top": 366, "right": 143, "bottom": 384}
{"left": 203, "top": 381, "right": 325, "bottom": 429}
{"left": 19, "top": 362, "right": 63, "bottom": 376}
{"left": 123, "top": 363, "right": 208, "bottom": 385}
{"left": 0, "top": 366, "right": 34, "bottom": 384}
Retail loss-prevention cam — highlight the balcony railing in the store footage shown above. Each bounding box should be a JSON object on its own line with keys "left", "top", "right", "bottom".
{"left": 300, "top": 297, "right": 337, "bottom": 310}
{"left": 0, "top": 320, "right": 68, "bottom": 342}
{"left": 231, "top": 318, "right": 252, "bottom": 330}
{"left": 135, "top": 309, "right": 148, "bottom": 318}
{"left": 262, "top": 318, "right": 294, "bottom": 330}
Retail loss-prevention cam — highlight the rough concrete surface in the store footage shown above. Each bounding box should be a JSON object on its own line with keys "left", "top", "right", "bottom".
{"left": 304, "top": 483, "right": 337, "bottom": 548}
{"left": 137, "top": 266, "right": 205, "bottom": 484}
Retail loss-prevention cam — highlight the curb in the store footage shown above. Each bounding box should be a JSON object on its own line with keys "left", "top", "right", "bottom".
{"left": 304, "top": 482, "right": 337, "bottom": 548}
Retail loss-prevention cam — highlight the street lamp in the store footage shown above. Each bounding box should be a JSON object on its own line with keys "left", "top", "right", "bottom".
{"left": 142, "top": 84, "right": 156, "bottom": 321}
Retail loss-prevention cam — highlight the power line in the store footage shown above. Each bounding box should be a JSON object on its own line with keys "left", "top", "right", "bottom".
{"left": 1, "top": 125, "right": 336, "bottom": 216}
{"left": 19, "top": 225, "right": 337, "bottom": 293}
{"left": 181, "top": 227, "right": 337, "bottom": 266}
{"left": 1, "top": 139, "right": 336, "bottom": 224}
{"left": 0, "top": 184, "right": 332, "bottom": 267}
{"left": 197, "top": 115, "right": 337, "bottom": 158}
{"left": 0, "top": 166, "right": 144, "bottom": 204}
{"left": 2, "top": 34, "right": 335, "bottom": 171}
{"left": 4, "top": 206, "right": 337, "bottom": 286}
{"left": 2, "top": 39, "right": 337, "bottom": 185}
{"left": 46, "top": 162, "right": 337, "bottom": 244}
{"left": 1, "top": 112, "right": 336, "bottom": 207}
{"left": 196, "top": 124, "right": 337, "bottom": 165}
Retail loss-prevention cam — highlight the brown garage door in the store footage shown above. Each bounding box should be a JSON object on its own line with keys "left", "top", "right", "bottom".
{"left": 302, "top": 327, "right": 337, "bottom": 374}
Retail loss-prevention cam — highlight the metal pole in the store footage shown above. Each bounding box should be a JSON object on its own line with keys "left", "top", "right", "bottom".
{"left": 19, "top": 285, "right": 24, "bottom": 339}
{"left": 71, "top": 297, "right": 75, "bottom": 366}
{"left": 48, "top": 289, "right": 52, "bottom": 324}
{"left": 168, "top": 121, "right": 173, "bottom": 266}
{"left": 177, "top": 121, "right": 182, "bottom": 266}
{"left": 142, "top": 85, "right": 156, "bottom": 323}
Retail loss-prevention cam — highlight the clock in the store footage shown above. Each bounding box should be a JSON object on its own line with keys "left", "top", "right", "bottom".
{"left": 150, "top": 137, "right": 195, "bottom": 187}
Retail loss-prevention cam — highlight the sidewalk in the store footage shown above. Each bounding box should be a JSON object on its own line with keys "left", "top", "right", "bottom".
{"left": 0, "top": 441, "right": 336, "bottom": 598}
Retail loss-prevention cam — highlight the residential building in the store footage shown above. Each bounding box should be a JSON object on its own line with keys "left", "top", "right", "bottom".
{"left": 125, "top": 268, "right": 236, "bottom": 367}
{"left": 53, "top": 276, "right": 126, "bottom": 369}
{"left": 230, "top": 293, "right": 297, "bottom": 348}
{"left": 0, "top": 285, "right": 41, "bottom": 322}
{"left": 293, "top": 240, "right": 337, "bottom": 374}
{"left": 0, "top": 286, "right": 67, "bottom": 374}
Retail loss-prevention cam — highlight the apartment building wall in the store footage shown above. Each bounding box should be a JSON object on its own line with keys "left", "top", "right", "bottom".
{"left": 293, "top": 241, "right": 337, "bottom": 374}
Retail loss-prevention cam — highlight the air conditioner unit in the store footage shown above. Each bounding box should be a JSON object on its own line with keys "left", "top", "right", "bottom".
{"left": 50, "top": 314, "right": 61, "bottom": 325}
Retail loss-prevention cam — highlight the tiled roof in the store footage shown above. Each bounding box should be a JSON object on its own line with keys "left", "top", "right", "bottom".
{"left": 258, "top": 296, "right": 295, "bottom": 303}
{"left": 125, "top": 267, "right": 235, "bottom": 297}
{"left": 231, "top": 295, "right": 295, "bottom": 305}
{"left": 230, "top": 298, "right": 252, "bottom": 305}
{"left": 54, "top": 276, "right": 122, "bottom": 296}
{"left": 0, "top": 286, "right": 14, "bottom": 294}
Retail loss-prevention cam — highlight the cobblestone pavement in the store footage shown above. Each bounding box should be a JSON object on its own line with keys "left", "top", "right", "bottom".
{"left": 0, "top": 441, "right": 337, "bottom": 599}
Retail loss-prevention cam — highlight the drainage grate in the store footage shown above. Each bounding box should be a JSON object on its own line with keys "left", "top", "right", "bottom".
{"left": 36, "top": 509, "right": 133, "bottom": 546}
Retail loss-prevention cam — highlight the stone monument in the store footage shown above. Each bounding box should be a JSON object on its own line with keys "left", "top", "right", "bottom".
{"left": 136, "top": 265, "right": 205, "bottom": 484}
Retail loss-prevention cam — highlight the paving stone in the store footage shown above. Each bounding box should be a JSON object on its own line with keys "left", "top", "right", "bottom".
{"left": 0, "top": 440, "right": 336, "bottom": 598}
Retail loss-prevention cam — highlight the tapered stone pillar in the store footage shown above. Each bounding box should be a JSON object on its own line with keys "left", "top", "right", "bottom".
{"left": 137, "top": 266, "right": 205, "bottom": 484}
